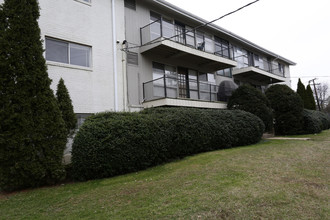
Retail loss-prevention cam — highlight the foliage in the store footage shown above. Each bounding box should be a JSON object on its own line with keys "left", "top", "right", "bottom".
{"left": 227, "top": 85, "right": 273, "bottom": 132}
{"left": 56, "top": 78, "right": 77, "bottom": 136}
{"left": 1, "top": 130, "right": 330, "bottom": 219}
{"left": 296, "top": 78, "right": 307, "bottom": 107}
{"left": 302, "top": 109, "right": 330, "bottom": 134}
{"left": 302, "top": 109, "right": 322, "bottom": 134}
{"left": 305, "top": 85, "right": 316, "bottom": 110}
{"left": 71, "top": 108, "right": 264, "bottom": 181}
{"left": 265, "top": 85, "right": 304, "bottom": 135}
{"left": 0, "top": 0, "right": 67, "bottom": 191}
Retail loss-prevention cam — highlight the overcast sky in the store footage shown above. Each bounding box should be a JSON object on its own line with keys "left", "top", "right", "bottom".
{"left": 166, "top": 0, "right": 330, "bottom": 93}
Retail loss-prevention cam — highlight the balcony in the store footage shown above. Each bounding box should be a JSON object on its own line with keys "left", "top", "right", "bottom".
{"left": 142, "top": 76, "right": 236, "bottom": 109}
{"left": 140, "top": 19, "right": 237, "bottom": 73}
{"left": 232, "top": 55, "right": 286, "bottom": 85}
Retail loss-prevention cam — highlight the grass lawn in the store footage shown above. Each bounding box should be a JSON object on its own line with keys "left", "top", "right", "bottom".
{"left": 1, "top": 130, "right": 329, "bottom": 219}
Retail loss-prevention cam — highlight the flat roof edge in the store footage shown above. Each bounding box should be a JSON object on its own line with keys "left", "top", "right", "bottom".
{"left": 153, "top": 0, "right": 296, "bottom": 65}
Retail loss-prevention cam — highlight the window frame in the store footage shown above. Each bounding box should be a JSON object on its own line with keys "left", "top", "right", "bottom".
{"left": 45, "top": 37, "right": 92, "bottom": 68}
{"left": 124, "top": 0, "right": 136, "bottom": 10}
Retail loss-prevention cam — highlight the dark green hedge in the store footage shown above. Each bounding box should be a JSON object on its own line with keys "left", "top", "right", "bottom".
{"left": 302, "top": 109, "right": 330, "bottom": 134}
{"left": 265, "top": 85, "right": 304, "bottom": 135}
{"left": 227, "top": 85, "right": 273, "bottom": 132}
{"left": 72, "top": 108, "right": 264, "bottom": 181}
{"left": 302, "top": 109, "right": 322, "bottom": 134}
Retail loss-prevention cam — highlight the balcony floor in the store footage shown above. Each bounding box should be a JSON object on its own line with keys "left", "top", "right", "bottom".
{"left": 143, "top": 97, "right": 227, "bottom": 109}
{"left": 140, "top": 38, "right": 237, "bottom": 73}
{"left": 232, "top": 66, "right": 285, "bottom": 85}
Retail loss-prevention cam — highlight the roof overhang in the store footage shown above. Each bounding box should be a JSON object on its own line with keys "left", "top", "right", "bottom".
{"left": 232, "top": 66, "right": 286, "bottom": 85}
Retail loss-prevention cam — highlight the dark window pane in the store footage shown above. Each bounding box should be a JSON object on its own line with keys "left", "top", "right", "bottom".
{"left": 70, "top": 44, "right": 91, "bottom": 67}
{"left": 46, "top": 38, "right": 68, "bottom": 64}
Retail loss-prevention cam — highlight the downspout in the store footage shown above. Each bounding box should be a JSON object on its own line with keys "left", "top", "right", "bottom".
{"left": 122, "top": 41, "right": 128, "bottom": 111}
{"left": 112, "top": 0, "right": 118, "bottom": 111}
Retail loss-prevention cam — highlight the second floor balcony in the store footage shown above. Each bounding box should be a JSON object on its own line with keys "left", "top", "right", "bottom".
{"left": 140, "top": 19, "right": 237, "bottom": 73}
{"left": 233, "top": 54, "right": 287, "bottom": 85}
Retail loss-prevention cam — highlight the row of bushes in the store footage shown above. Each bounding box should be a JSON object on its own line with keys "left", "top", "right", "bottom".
{"left": 228, "top": 84, "right": 330, "bottom": 135}
{"left": 72, "top": 108, "right": 264, "bottom": 181}
{"left": 302, "top": 109, "right": 330, "bottom": 134}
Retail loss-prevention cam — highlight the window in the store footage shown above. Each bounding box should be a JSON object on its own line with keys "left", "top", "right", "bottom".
{"left": 124, "top": 0, "right": 136, "bottom": 10}
{"left": 216, "top": 68, "right": 232, "bottom": 78}
{"left": 150, "top": 12, "right": 161, "bottom": 41}
{"left": 185, "top": 26, "right": 195, "bottom": 47}
{"left": 46, "top": 37, "right": 91, "bottom": 68}
{"left": 196, "top": 31, "right": 204, "bottom": 51}
{"left": 162, "top": 18, "right": 174, "bottom": 39}
{"left": 278, "top": 63, "right": 285, "bottom": 75}
{"left": 127, "top": 52, "right": 138, "bottom": 65}
{"left": 215, "top": 37, "right": 229, "bottom": 58}
{"left": 204, "top": 34, "right": 214, "bottom": 53}
{"left": 152, "top": 62, "right": 165, "bottom": 80}
{"left": 234, "top": 46, "right": 248, "bottom": 68}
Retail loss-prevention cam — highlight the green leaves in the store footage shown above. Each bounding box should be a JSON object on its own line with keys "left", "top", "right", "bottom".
{"left": 71, "top": 108, "right": 264, "bottom": 181}
{"left": 0, "top": 0, "right": 67, "bottom": 191}
{"left": 56, "top": 78, "right": 77, "bottom": 136}
{"left": 227, "top": 85, "right": 273, "bottom": 132}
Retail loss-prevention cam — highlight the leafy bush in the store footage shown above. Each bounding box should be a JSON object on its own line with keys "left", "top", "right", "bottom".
{"left": 227, "top": 85, "right": 273, "bottom": 132}
{"left": 312, "top": 110, "right": 330, "bottom": 130}
{"left": 56, "top": 78, "right": 77, "bottom": 136}
{"left": 265, "top": 85, "right": 304, "bottom": 135}
{"left": 72, "top": 108, "right": 264, "bottom": 181}
{"left": 302, "top": 109, "right": 330, "bottom": 134}
{"left": 0, "top": 0, "right": 67, "bottom": 191}
{"left": 302, "top": 109, "right": 322, "bottom": 134}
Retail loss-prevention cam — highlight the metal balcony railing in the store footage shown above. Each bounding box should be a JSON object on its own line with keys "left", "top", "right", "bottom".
{"left": 234, "top": 54, "right": 286, "bottom": 77}
{"left": 140, "top": 19, "right": 234, "bottom": 60}
{"left": 143, "top": 76, "right": 232, "bottom": 102}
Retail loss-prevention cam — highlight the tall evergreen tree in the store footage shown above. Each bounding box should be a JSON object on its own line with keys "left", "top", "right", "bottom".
{"left": 56, "top": 78, "right": 77, "bottom": 136}
{"left": 297, "top": 78, "right": 306, "bottom": 107}
{"left": 0, "top": 0, "right": 67, "bottom": 191}
{"left": 305, "top": 85, "right": 316, "bottom": 110}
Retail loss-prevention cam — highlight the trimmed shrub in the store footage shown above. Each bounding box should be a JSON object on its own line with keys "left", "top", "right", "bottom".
{"left": 302, "top": 109, "right": 330, "bottom": 134}
{"left": 312, "top": 110, "right": 330, "bottom": 130}
{"left": 297, "top": 78, "right": 307, "bottom": 108}
{"left": 72, "top": 108, "right": 264, "bottom": 181}
{"left": 302, "top": 109, "right": 322, "bottom": 134}
{"left": 305, "top": 85, "right": 316, "bottom": 110}
{"left": 227, "top": 85, "right": 273, "bottom": 132}
{"left": 266, "top": 85, "right": 304, "bottom": 135}
{"left": 56, "top": 78, "right": 77, "bottom": 136}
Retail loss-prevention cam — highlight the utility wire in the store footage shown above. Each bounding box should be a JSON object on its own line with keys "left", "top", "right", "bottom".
{"left": 122, "top": 0, "right": 260, "bottom": 51}
{"left": 290, "top": 76, "right": 330, "bottom": 78}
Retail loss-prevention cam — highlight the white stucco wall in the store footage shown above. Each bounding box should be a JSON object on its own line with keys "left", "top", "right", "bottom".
{"left": 37, "top": 0, "right": 125, "bottom": 113}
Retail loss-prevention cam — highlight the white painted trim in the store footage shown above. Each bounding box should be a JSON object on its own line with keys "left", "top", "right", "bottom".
{"left": 112, "top": 0, "right": 118, "bottom": 111}
{"left": 46, "top": 61, "right": 93, "bottom": 72}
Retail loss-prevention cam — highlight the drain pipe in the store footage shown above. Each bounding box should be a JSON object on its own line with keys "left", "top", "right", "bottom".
{"left": 112, "top": 0, "right": 118, "bottom": 111}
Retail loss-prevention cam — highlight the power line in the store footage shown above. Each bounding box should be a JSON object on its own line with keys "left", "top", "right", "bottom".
{"left": 122, "top": 0, "right": 260, "bottom": 51}
{"left": 290, "top": 76, "right": 330, "bottom": 78}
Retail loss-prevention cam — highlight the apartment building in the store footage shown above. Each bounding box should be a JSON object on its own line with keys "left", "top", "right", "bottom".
{"left": 1, "top": 0, "right": 295, "bottom": 123}
{"left": 125, "top": 0, "right": 295, "bottom": 111}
